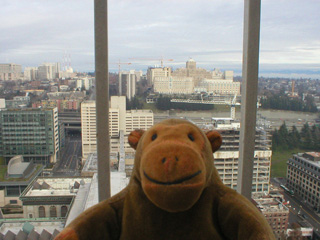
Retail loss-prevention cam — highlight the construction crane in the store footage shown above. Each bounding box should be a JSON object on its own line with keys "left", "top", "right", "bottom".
{"left": 129, "top": 57, "right": 173, "bottom": 68}
{"left": 110, "top": 60, "right": 131, "bottom": 96}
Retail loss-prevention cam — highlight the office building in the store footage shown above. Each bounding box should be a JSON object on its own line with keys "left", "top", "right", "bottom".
{"left": 81, "top": 96, "right": 154, "bottom": 158}
{"left": 125, "top": 109, "right": 154, "bottom": 135}
{"left": 0, "top": 108, "right": 59, "bottom": 165}
{"left": 172, "top": 58, "right": 212, "bottom": 85}
{"left": 252, "top": 193, "right": 289, "bottom": 239}
{"left": 24, "top": 67, "right": 38, "bottom": 81}
{"left": 206, "top": 118, "right": 272, "bottom": 193}
{"left": 120, "top": 70, "right": 138, "bottom": 100}
{"left": 0, "top": 63, "right": 22, "bottom": 81}
{"left": 76, "top": 77, "right": 94, "bottom": 91}
{"left": 146, "top": 66, "right": 172, "bottom": 86}
{"left": 153, "top": 76, "right": 194, "bottom": 94}
{"left": 286, "top": 152, "right": 320, "bottom": 211}
{"left": 198, "top": 78, "right": 240, "bottom": 95}
{"left": 37, "top": 63, "right": 60, "bottom": 80}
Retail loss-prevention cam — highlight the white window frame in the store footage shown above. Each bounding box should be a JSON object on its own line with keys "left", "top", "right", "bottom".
{"left": 94, "top": 0, "right": 261, "bottom": 201}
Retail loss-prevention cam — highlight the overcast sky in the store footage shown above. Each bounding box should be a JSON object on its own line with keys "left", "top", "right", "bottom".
{"left": 1, "top": 0, "right": 319, "bottom": 77}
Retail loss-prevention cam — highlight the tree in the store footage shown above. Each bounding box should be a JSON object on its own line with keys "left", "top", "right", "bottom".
{"left": 288, "top": 126, "right": 301, "bottom": 149}
{"left": 155, "top": 96, "right": 171, "bottom": 110}
{"left": 311, "top": 125, "right": 320, "bottom": 150}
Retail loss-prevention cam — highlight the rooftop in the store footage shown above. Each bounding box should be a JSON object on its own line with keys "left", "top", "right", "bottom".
{"left": 0, "top": 220, "right": 63, "bottom": 239}
{"left": 22, "top": 177, "right": 92, "bottom": 197}
{"left": 7, "top": 156, "right": 31, "bottom": 176}
{"left": 0, "top": 164, "right": 43, "bottom": 184}
{"left": 66, "top": 172, "right": 129, "bottom": 226}
{"left": 252, "top": 193, "right": 289, "bottom": 213}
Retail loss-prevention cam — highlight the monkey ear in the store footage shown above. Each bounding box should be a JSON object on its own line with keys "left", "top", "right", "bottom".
{"left": 206, "top": 130, "right": 222, "bottom": 153}
{"left": 128, "top": 129, "right": 145, "bottom": 150}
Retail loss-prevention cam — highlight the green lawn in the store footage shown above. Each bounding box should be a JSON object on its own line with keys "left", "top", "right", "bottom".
{"left": 271, "top": 148, "right": 305, "bottom": 178}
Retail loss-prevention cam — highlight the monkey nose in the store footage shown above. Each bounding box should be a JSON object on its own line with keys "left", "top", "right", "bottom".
{"left": 161, "top": 156, "right": 179, "bottom": 164}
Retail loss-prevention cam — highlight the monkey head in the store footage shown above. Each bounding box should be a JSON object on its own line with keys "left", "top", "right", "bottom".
{"left": 128, "top": 119, "right": 222, "bottom": 213}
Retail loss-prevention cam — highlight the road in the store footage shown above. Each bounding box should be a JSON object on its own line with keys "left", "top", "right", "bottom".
{"left": 52, "top": 137, "right": 82, "bottom": 177}
{"left": 272, "top": 178, "right": 320, "bottom": 234}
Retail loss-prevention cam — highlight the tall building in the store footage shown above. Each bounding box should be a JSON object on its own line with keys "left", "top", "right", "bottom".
{"left": 37, "top": 63, "right": 60, "bottom": 80}
{"left": 153, "top": 76, "right": 194, "bottom": 94}
{"left": 146, "top": 67, "right": 171, "bottom": 86}
{"left": 172, "top": 58, "right": 211, "bottom": 85}
{"left": 120, "top": 70, "right": 137, "bottom": 100}
{"left": 76, "top": 77, "right": 94, "bottom": 91}
{"left": 24, "top": 67, "right": 38, "bottom": 81}
{"left": 81, "top": 96, "right": 154, "bottom": 158}
{"left": 207, "top": 119, "right": 272, "bottom": 193}
{"left": 0, "top": 108, "right": 59, "bottom": 165}
{"left": 286, "top": 152, "right": 320, "bottom": 212}
{"left": 125, "top": 109, "right": 154, "bottom": 135}
{"left": 0, "top": 63, "right": 22, "bottom": 81}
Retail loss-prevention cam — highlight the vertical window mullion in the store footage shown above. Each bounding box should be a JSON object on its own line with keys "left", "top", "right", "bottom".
{"left": 237, "top": 0, "right": 261, "bottom": 199}
{"left": 95, "top": 0, "right": 111, "bottom": 201}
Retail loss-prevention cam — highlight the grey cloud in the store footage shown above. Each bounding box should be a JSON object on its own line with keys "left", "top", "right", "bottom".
{"left": 0, "top": 0, "right": 319, "bottom": 73}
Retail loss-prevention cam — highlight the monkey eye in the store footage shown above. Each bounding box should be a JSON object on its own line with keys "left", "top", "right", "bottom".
{"left": 151, "top": 133, "right": 157, "bottom": 141}
{"left": 188, "top": 133, "right": 195, "bottom": 141}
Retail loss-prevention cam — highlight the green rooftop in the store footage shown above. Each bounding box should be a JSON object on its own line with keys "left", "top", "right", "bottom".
{"left": 0, "top": 164, "right": 43, "bottom": 182}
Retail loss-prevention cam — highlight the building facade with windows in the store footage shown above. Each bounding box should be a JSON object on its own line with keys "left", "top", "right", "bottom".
{"left": 0, "top": 63, "right": 22, "bottom": 81}
{"left": 20, "top": 177, "right": 92, "bottom": 219}
{"left": 286, "top": 152, "right": 320, "bottom": 212}
{"left": 198, "top": 78, "right": 240, "bottom": 95}
{"left": 172, "top": 58, "right": 212, "bottom": 86}
{"left": 120, "top": 70, "right": 139, "bottom": 100}
{"left": 81, "top": 97, "right": 154, "bottom": 159}
{"left": 146, "top": 67, "right": 172, "bottom": 86}
{"left": 37, "top": 63, "right": 60, "bottom": 80}
{"left": 0, "top": 156, "right": 43, "bottom": 214}
{"left": 153, "top": 76, "right": 194, "bottom": 94}
{"left": 205, "top": 119, "right": 272, "bottom": 193}
{"left": 0, "top": 108, "right": 59, "bottom": 165}
{"left": 252, "top": 193, "right": 289, "bottom": 239}
{"left": 125, "top": 109, "right": 154, "bottom": 135}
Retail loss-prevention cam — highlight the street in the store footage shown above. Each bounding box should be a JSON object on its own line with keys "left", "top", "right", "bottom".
{"left": 52, "top": 136, "right": 82, "bottom": 177}
{"left": 272, "top": 178, "right": 320, "bottom": 234}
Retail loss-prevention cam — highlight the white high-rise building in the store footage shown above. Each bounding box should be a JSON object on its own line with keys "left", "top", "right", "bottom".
{"left": 146, "top": 67, "right": 171, "bottom": 86}
{"left": 120, "top": 70, "right": 137, "bottom": 100}
{"left": 24, "top": 67, "right": 38, "bottom": 81}
{"left": 110, "top": 96, "right": 126, "bottom": 131}
{"left": 76, "top": 77, "right": 94, "bottom": 91}
{"left": 81, "top": 96, "right": 154, "bottom": 158}
{"left": 0, "top": 63, "right": 22, "bottom": 81}
{"left": 202, "top": 119, "right": 272, "bottom": 193}
{"left": 37, "top": 63, "right": 60, "bottom": 80}
{"left": 125, "top": 109, "right": 154, "bottom": 135}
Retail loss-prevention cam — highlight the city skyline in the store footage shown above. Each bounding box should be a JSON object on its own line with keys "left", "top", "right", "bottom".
{"left": 1, "top": 0, "right": 320, "bottom": 78}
